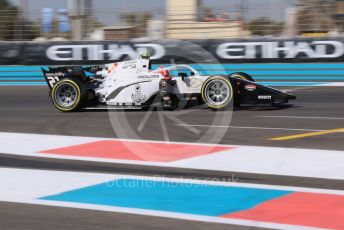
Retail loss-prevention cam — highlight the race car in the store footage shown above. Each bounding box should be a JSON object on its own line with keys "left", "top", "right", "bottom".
{"left": 42, "top": 54, "right": 296, "bottom": 112}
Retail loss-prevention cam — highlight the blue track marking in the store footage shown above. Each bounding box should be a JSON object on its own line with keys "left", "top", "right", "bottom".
{"left": 258, "top": 82, "right": 327, "bottom": 86}
{"left": 0, "top": 72, "right": 43, "bottom": 77}
{"left": 1, "top": 64, "right": 344, "bottom": 86}
{"left": 0, "top": 66, "right": 48, "bottom": 71}
{"left": 0, "top": 77, "right": 44, "bottom": 80}
{"left": 41, "top": 179, "right": 291, "bottom": 216}
{"left": 0, "top": 82, "right": 46, "bottom": 86}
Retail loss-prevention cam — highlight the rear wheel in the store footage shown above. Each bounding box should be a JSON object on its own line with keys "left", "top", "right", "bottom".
{"left": 201, "top": 76, "right": 233, "bottom": 110}
{"left": 230, "top": 72, "right": 254, "bottom": 82}
{"left": 51, "top": 78, "right": 86, "bottom": 112}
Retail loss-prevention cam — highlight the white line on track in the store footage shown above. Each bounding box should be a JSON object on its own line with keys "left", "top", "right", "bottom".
{"left": 176, "top": 124, "right": 325, "bottom": 132}
{"left": 257, "top": 115, "right": 344, "bottom": 120}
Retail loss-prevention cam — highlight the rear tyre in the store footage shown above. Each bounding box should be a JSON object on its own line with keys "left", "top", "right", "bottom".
{"left": 201, "top": 76, "right": 234, "bottom": 110}
{"left": 230, "top": 72, "right": 255, "bottom": 82}
{"left": 51, "top": 78, "right": 86, "bottom": 112}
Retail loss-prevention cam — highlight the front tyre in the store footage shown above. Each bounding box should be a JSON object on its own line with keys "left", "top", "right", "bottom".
{"left": 201, "top": 76, "right": 234, "bottom": 110}
{"left": 51, "top": 78, "right": 86, "bottom": 112}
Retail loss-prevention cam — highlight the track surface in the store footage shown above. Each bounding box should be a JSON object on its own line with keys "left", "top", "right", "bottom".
{"left": 1, "top": 201, "right": 260, "bottom": 230}
{"left": 1, "top": 86, "right": 344, "bottom": 150}
{"left": 1, "top": 86, "right": 344, "bottom": 230}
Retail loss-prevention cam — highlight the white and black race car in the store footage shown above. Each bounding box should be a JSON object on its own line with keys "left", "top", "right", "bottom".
{"left": 42, "top": 55, "right": 295, "bottom": 112}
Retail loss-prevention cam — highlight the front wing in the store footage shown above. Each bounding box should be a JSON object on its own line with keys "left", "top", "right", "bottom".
{"left": 230, "top": 78, "right": 296, "bottom": 107}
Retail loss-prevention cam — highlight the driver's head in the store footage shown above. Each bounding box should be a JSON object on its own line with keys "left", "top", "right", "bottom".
{"left": 163, "top": 69, "right": 170, "bottom": 77}
{"left": 140, "top": 52, "right": 150, "bottom": 60}
{"left": 160, "top": 69, "right": 170, "bottom": 79}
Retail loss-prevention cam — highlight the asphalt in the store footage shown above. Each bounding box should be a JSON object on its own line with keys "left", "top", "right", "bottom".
{"left": 0, "top": 202, "right": 263, "bottom": 230}
{"left": 1, "top": 86, "right": 344, "bottom": 230}
{"left": 1, "top": 86, "right": 344, "bottom": 150}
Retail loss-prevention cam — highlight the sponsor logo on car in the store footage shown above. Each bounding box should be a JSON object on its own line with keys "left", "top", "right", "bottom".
{"left": 123, "top": 60, "right": 137, "bottom": 69}
{"left": 258, "top": 95, "right": 272, "bottom": 100}
{"left": 189, "top": 78, "right": 202, "bottom": 88}
{"left": 123, "top": 64, "right": 136, "bottom": 69}
{"left": 45, "top": 72, "right": 65, "bottom": 78}
{"left": 244, "top": 84, "right": 256, "bottom": 91}
{"left": 45, "top": 72, "right": 65, "bottom": 88}
{"left": 131, "top": 92, "right": 147, "bottom": 103}
{"left": 138, "top": 74, "right": 160, "bottom": 79}
{"left": 135, "top": 84, "right": 141, "bottom": 92}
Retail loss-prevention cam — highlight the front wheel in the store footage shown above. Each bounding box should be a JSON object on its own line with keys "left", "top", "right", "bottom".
{"left": 201, "top": 76, "right": 234, "bottom": 110}
{"left": 51, "top": 78, "right": 86, "bottom": 112}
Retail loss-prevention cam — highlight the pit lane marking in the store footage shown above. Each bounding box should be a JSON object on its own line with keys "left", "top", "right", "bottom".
{"left": 258, "top": 115, "right": 344, "bottom": 120}
{"left": 270, "top": 128, "right": 344, "bottom": 141}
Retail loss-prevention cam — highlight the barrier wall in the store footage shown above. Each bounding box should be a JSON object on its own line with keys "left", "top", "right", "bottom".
{"left": 1, "top": 38, "right": 344, "bottom": 86}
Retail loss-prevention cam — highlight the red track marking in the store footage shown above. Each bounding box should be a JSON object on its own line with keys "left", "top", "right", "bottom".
{"left": 222, "top": 192, "right": 344, "bottom": 229}
{"left": 39, "top": 140, "right": 233, "bottom": 162}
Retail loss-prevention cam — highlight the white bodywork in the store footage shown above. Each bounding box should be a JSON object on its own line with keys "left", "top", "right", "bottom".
{"left": 94, "top": 59, "right": 206, "bottom": 106}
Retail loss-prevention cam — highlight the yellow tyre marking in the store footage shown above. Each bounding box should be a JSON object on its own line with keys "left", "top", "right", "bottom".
{"left": 51, "top": 79, "right": 81, "bottom": 112}
{"left": 270, "top": 128, "right": 344, "bottom": 141}
{"left": 201, "top": 77, "right": 233, "bottom": 109}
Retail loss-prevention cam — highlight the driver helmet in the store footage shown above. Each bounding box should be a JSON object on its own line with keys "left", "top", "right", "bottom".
{"left": 160, "top": 69, "right": 170, "bottom": 79}
{"left": 163, "top": 69, "right": 170, "bottom": 77}
{"left": 140, "top": 52, "right": 150, "bottom": 60}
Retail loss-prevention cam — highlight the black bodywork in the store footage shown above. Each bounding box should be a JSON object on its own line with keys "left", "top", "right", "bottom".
{"left": 41, "top": 66, "right": 100, "bottom": 89}
{"left": 159, "top": 75, "right": 296, "bottom": 108}
{"left": 229, "top": 77, "right": 296, "bottom": 107}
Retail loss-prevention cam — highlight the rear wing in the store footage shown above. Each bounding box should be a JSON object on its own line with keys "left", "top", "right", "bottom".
{"left": 41, "top": 66, "right": 96, "bottom": 89}
{"left": 41, "top": 67, "right": 68, "bottom": 89}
